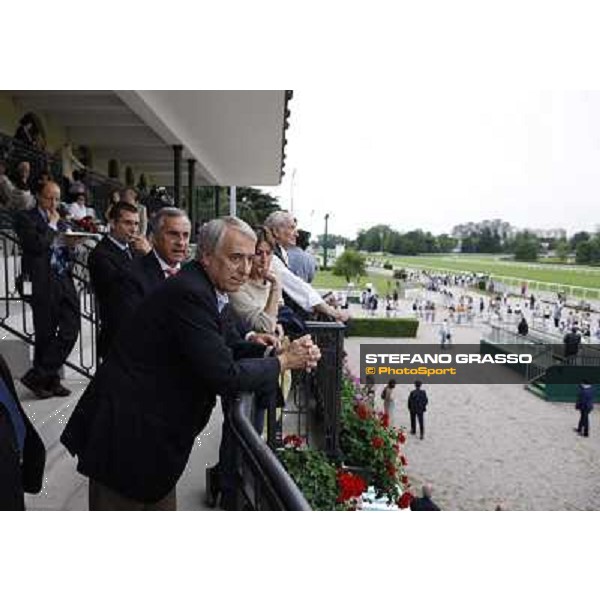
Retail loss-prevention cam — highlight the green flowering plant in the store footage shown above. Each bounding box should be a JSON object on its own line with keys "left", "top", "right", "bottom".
{"left": 277, "top": 371, "right": 411, "bottom": 510}
{"left": 278, "top": 435, "right": 339, "bottom": 511}
{"left": 340, "top": 374, "right": 409, "bottom": 506}
{"left": 278, "top": 435, "right": 368, "bottom": 511}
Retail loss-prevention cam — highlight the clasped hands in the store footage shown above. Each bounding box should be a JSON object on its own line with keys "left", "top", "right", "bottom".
{"left": 247, "top": 332, "right": 321, "bottom": 372}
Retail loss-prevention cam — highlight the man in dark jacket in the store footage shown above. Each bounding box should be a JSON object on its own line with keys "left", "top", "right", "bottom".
{"left": 88, "top": 201, "right": 151, "bottom": 360}
{"left": 564, "top": 327, "right": 581, "bottom": 360}
{"left": 517, "top": 316, "right": 529, "bottom": 336}
{"left": 0, "top": 353, "right": 45, "bottom": 510}
{"left": 13, "top": 181, "right": 82, "bottom": 398}
{"left": 118, "top": 207, "right": 191, "bottom": 325}
{"left": 61, "top": 216, "right": 321, "bottom": 510}
{"left": 410, "top": 484, "right": 441, "bottom": 511}
{"left": 575, "top": 380, "right": 595, "bottom": 437}
{"left": 408, "top": 380, "right": 428, "bottom": 439}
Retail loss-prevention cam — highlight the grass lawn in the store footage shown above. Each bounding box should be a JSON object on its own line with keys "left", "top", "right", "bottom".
{"left": 313, "top": 270, "right": 396, "bottom": 293}
{"left": 375, "top": 253, "right": 600, "bottom": 291}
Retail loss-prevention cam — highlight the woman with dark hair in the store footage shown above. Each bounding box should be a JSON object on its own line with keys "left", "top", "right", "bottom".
{"left": 229, "top": 225, "right": 282, "bottom": 334}
{"left": 0, "top": 354, "right": 45, "bottom": 509}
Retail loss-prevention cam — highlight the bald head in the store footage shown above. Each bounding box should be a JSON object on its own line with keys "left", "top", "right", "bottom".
{"left": 422, "top": 484, "right": 433, "bottom": 499}
{"left": 37, "top": 181, "right": 61, "bottom": 212}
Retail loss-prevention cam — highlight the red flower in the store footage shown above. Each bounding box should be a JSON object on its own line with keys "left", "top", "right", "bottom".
{"left": 400, "top": 455, "right": 407, "bottom": 466}
{"left": 393, "top": 443, "right": 400, "bottom": 454}
{"left": 397, "top": 491, "right": 414, "bottom": 509}
{"left": 379, "top": 413, "right": 390, "bottom": 428}
{"left": 401, "top": 475, "right": 409, "bottom": 486}
{"left": 398, "top": 432, "right": 406, "bottom": 444}
{"left": 283, "top": 434, "right": 304, "bottom": 449}
{"left": 355, "top": 403, "right": 370, "bottom": 420}
{"left": 372, "top": 436, "right": 384, "bottom": 449}
{"left": 385, "top": 462, "right": 397, "bottom": 477}
{"left": 337, "top": 471, "right": 367, "bottom": 503}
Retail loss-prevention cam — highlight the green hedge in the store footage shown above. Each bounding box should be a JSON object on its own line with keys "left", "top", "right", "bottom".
{"left": 346, "top": 318, "right": 419, "bottom": 337}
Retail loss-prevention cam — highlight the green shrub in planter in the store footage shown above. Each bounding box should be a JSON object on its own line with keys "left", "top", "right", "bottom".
{"left": 346, "top": 318, "right": 419, "bottom": 338}
{"left": 278, "top": 445, "right": 338, "bottom": 511}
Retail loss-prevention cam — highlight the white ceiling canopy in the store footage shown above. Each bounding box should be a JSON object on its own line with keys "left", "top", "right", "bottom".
{"left": 7, "top": 90, "right": 291, "bottom": 186}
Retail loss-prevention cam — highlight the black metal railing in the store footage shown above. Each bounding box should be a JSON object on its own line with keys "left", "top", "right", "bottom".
{"left": 228, "top": 393, "right": 311, "bottom": 510}
{"left": 0, "top": 221, "right": 98, "bottom": 379}
{"left": 307, "top": 321, "right": 345, "bottom": 457}
{"left": 281, "top": 321, "right": 346, "bottom": 458}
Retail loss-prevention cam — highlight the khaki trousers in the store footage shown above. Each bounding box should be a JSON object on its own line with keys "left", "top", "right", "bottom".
{"left": 88, "top": 479, "right": 176, "bottom": 511}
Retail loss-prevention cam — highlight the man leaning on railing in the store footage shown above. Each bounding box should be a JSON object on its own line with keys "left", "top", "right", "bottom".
{"left": 60, "top": 216, "right": 321, "bottom": 511}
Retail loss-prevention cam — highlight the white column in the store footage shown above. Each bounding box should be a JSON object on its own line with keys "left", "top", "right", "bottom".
{"left": 229, "top": 186, "right": 237, "bottom": 217}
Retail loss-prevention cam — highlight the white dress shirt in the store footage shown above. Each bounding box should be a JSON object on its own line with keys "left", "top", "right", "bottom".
{"left": 271, "top": 253, "right": 323, "bottom": 312}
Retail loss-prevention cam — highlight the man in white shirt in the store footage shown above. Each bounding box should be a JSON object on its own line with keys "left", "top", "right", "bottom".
{"left": 264, "top": 211, "right": 348, "bottom": 322}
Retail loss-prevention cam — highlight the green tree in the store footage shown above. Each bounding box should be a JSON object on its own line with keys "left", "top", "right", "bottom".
{"left": 436, "top": 234, "right": 457, "bottom": 253}
{"left": 333, "top": 249, "right": 366, "bottom": 283}
{"left": 555, "top": 240, "right": 570, "bottom": 262}
{"left": 570, "top": 231, "right": 590, "bottom": 251}
{"left": 513, "top": 231, "right": 539, "bottom": 261}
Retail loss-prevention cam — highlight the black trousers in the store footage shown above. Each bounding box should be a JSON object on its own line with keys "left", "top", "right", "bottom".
{"left": 577, "top": 409, "right": 590, "bottom": 437}
{"left": 30, "top": 273, "right": 79, "bottom": 384}
{"left": 410, "top": 410, "right": 425, "bottom": 437}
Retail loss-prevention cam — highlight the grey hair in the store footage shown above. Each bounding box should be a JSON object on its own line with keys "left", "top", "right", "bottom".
{"left": 422, "top": 484, "right": 433, "bottom": 499}
{"left": 196, "top": 216, "right": 256, "bottom": 258}
{"left": 264, "top": 210, "right": 295, "bottom": 232}
{"left": 150, "top": 207, "right": 190, "bottom": 235}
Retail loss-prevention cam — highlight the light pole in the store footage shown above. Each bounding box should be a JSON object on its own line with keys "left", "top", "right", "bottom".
{"left": 323, "top": 213, "right": 330, "bottom": 269}
{"left": 290, "top": 168, "right": 297, "bottom": 213}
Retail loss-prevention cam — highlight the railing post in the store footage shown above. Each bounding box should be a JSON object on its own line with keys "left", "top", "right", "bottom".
{"left": 306, "top": 321, "right": 345, "bottom": 458}
{"left": 187, "top": 158, "right": 196, "bottom": 218}
{"left": 173, "top": 145, "right": 183, "bottom": 208}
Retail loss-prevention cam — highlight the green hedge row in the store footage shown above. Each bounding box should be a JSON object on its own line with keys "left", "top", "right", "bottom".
{"left": 346, "top": 318, "right": 419, "bottom": 338}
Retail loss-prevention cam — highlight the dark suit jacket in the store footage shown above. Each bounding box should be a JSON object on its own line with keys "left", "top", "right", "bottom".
{"left": 61, "top": 261, "right": 281, "bottom": 503}
{"left": 13, "top": 207, "right": 62, "bottom": 291}
{"left": 0, "top": 354, "right": 46, "bottom": 509}
{"left": 118, "top": 251, "right": 167, "bottom": 324}
{"left": 88, "top": 236, "right": 134, "bottom": 358}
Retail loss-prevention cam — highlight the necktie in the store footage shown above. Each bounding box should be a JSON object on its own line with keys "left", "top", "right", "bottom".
{"left": 164, "top": 267, "right": 179, "bottom": 278}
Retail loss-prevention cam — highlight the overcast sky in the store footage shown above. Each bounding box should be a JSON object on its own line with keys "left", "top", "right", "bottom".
{"left": 263, "top": 90, "right": 600, "bottom": 240}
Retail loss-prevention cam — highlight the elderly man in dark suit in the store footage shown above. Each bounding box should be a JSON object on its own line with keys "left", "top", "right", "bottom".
{"left": 88, "top": 201, "right": 151, "bottom": 360}
{"left": 13, "top": 181, "right": 83, "bottom": 398}
{"left": 61, "top": 216, "right": 320, "bottom": 510}
{"left": 0, "top": 353, "right": 45, "bottom": 509}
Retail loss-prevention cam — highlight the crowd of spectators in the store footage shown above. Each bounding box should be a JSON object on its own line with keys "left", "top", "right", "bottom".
{"left": 2, "top": 161, "right": 351, "bottom": 509}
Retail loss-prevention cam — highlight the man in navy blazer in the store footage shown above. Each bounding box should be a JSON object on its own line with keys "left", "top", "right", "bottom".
{"left": 13, "top": 181, "right": 82, "bottom": 398}
{"left": 88, "top": 201, "right": 151, "bottom": 360}
{"left": 113, "top": 207, "right": 192, "bottom": 336}
{"left": 61, "top": 216, "right": 321, "bottom": 510}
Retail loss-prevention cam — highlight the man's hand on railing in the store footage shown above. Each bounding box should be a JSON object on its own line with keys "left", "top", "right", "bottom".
{"left": 278, "top": 334, "right": 321, "bottom": 373}
{"left": 332, "top": 308, "right": 350, "bottom": 323}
